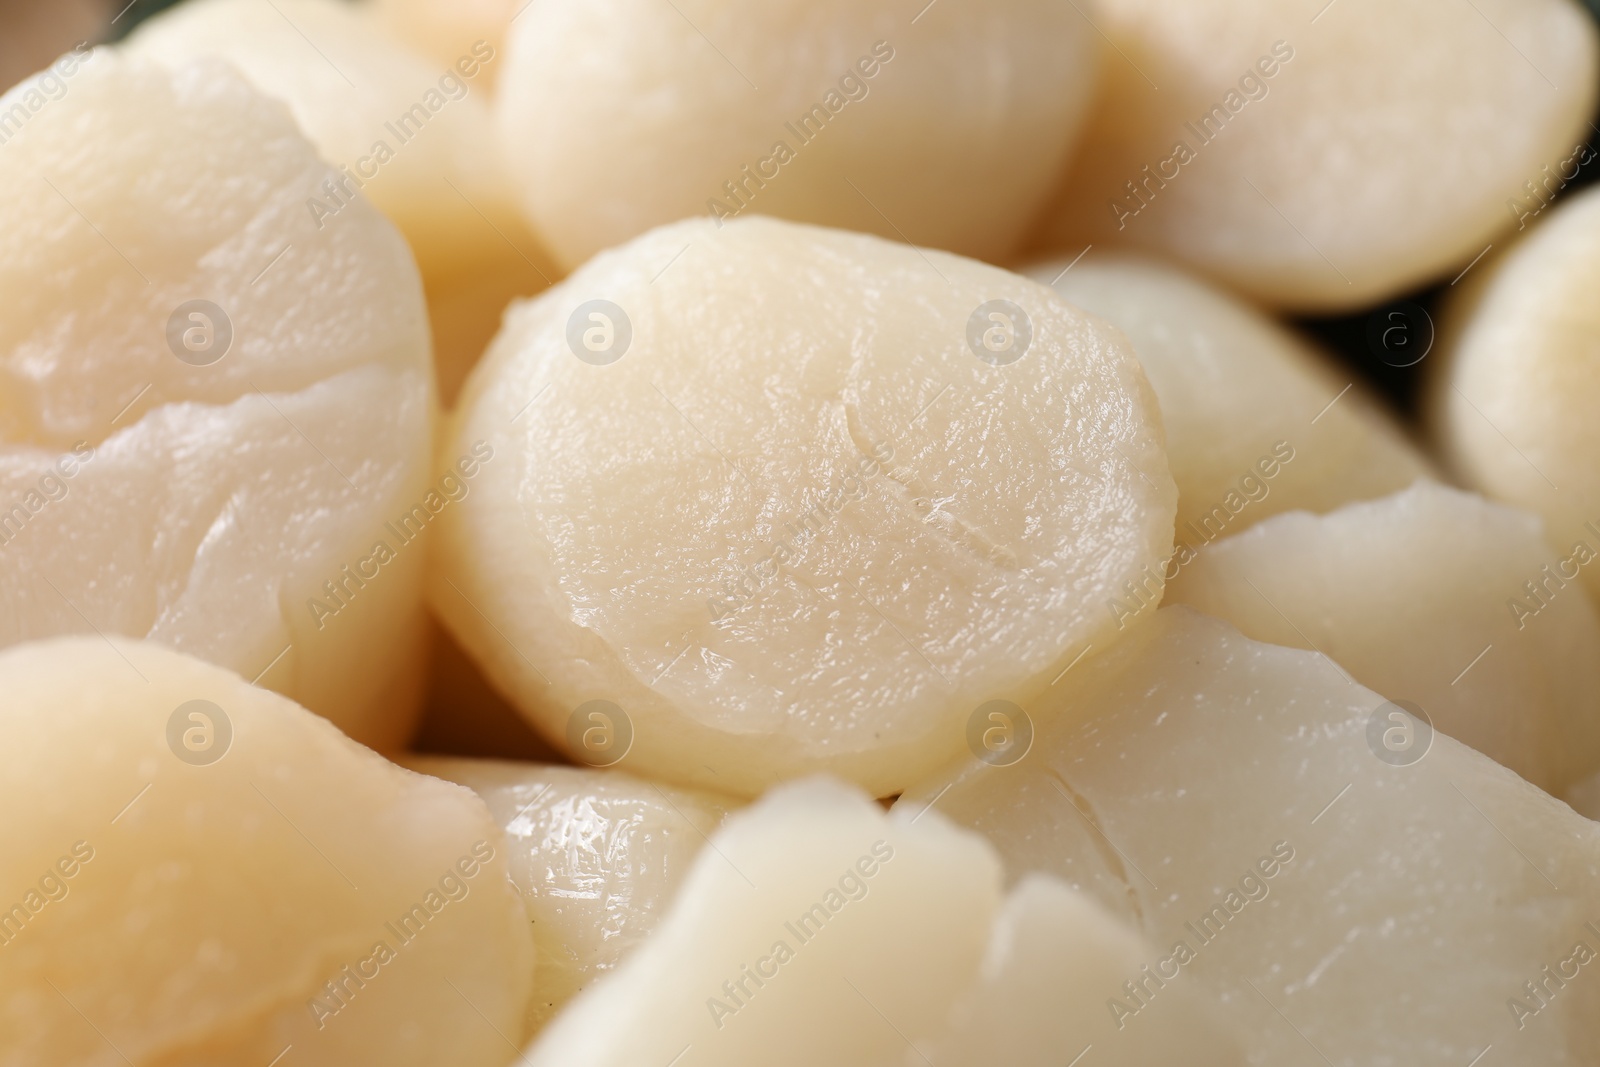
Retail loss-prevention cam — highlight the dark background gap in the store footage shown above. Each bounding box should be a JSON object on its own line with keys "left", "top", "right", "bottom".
{"left": 1299, "top": 110, "right": 1600, "bottom": 418}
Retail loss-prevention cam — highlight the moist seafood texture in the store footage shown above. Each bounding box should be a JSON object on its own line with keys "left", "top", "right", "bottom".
{"left": 1428, "top": 185, "right": 1600, "bottom": 601}
{"left": 900, "top": 608, "right": 1600, "bottom": 1066}
{"left": 1039, "top": 0, "right": 1600, "bottom": 312}
{"left": 1027, "top": 252, "right": 1433, "bottom": 537}
{"left": 496, "top": 0, "right": 1100, "bottom": 270}
{"left": 924, "top": 876, "right": 1243, "bottom": 1067}
{"left": 0, "top": 637, "right": 533, "bottom": 1067}
{"left": 125, "top": 0, "right": 557, "bottom": 402}
{"left": 518, "top": 778, "right": 999, "bottom": 1066}
{"left": 434, "top": 215, "right": 1177, "bottom": 797}
{"left": 1166, "top": 482, "right": 1600, "bottom": 794}
{"left": 406, "top": 757, "right": 738, "bottom": 1033}
{"left": 0, "top": 54, "right": 433, "bottom": 749}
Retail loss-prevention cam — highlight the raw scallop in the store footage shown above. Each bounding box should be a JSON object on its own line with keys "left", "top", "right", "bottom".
{"left": 0, "top": 637, "right": 532, "bottom": 1067}
{"left": 901, "top": 608, "right": 1600, "bottom": 1065}
{"left": 1165, "top": 482, "right": 1600, "bottom": 793}
{"left": 126, "top": 0, "right": 557, "bottom": 401}
{"left": 497, "top": 0, "right": 1100, "bottom": 269}
{"left": 1039, "top": 0, "right": 1599, "bottom": 311}
{"left": 0, "top": 53, "right": 433, "bottom": 748}
{"left": 1428, "top": 184, "right": 1600, "bottom": 602}
{"left": 434, "top": 215, "right": 1177, "bottom": 796}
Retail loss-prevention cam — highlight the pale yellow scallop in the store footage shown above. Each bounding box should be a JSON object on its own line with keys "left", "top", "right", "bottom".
{"left": 435, "top": 215, "right": 1177, "bottom": 797}
{"left": 125, "top": 0, "right": 558, "bottom": 401}
{"left": 1165, "top": 482, "right": 1600, "bottom": 793}
{"left": 497, "top": 0, "right": 1100, "bottom": 270}
{"left": 0, "top": 53, "right": 432, "bottom": 748}
{"left": 0, "top": 637, "right": 532, "bottom": 1067}
{"left": 1428, "top": 184, "right": 1600, "bottom": 603}
{"left": 901, "top": 608, "right": 1600, "bottom": 1064}
{"left": 1039, "top": 0, "right": 1599, "bottom": 312}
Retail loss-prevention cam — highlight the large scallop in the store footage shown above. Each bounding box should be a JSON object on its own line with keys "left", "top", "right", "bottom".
{"left": 0, "top": 637, "right": 532, "bottom": 1067}
{"left": 434, "top": 215, "right": 1176, "bottom": 796}
{"left": 0, "top": 52, "right": 434, "bottom": 748}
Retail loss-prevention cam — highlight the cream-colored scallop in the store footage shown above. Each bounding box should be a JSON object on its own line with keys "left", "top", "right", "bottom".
{"left": 1027, "top": 252, "right": 1433, "bottom": 538}
{"left": 900, "top": 608, "right": 1600, "bottom": 1065}
{"left": 434, "top": 215, "right": 1177, "bottom": 797}
{"left": 405, "top": 757, "right": 738, "bottom": 1033}
{"left": 0, "top": 637, "right": 532, "bottom": 1067}
{"left": 1039, "top": 0, "right": 1599, "bottom": 312}
{"left": 496, "top": 0, "right": 1100, "bottom": 270}
{"left": 0, "top": 53, "right": 432, "bottom": 748}
{"left": 520, "top": 777, "right": 1001, "bottom": 1066}
{"left": 370, "top": 0, "right": 520, "bottom": 88}
{"left": 1165, "top": 482, "right": 1600, "bottom": 793}
{"left": 1427, "top": 184, "right": 1600, "bottom": 603}
{"left": 125, "top": 0, "right": 558, "bottom": 401}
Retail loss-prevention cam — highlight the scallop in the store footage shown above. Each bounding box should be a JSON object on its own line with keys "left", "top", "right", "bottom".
{"left": 901, "top": 607, "right": 1600, "bottom": 1064}
{"left": 434, "top": 214, "right": 1176, "bottom": 796}
{"left": 1165, "top": 482, "right": 1600, "bottom": 793}
{"left": 1427, "top": 184, "right": 1600, "bottom": 604}
{"left": 0, "top": 636, "right": 532, "bottom": 1067}
{"left": 496, "top": 0, "right": 1100, "bottom": 269}
{"left": 1038, "top": 0, "right": 1599, "bottom": 311}
{"left": 0, "top": 52, "right": 433, "bottom": 748}
{"left": 125, "top": 0, "right": 558, "bottom": 401}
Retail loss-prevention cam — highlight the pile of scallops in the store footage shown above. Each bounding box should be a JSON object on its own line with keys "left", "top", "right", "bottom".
{"left": 5, "top": 0, "right": 1600, "bottom": 1063}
